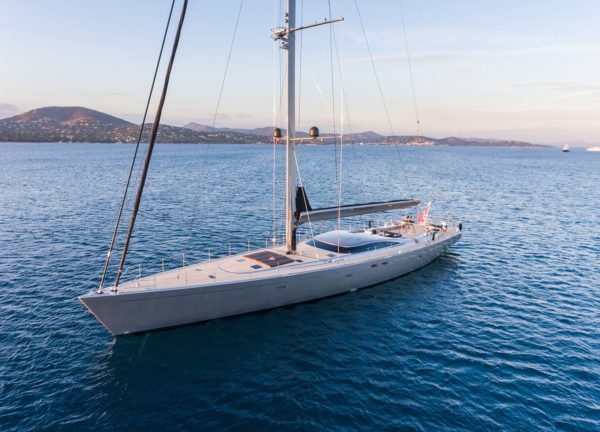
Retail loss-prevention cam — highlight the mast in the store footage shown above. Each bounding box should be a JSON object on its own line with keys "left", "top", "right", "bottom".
{"left": 113, "top": 0, "right": 189, "bottom": 290}
{"left": 274, "top": 3, "right": 341, "bottom": 253}
{"left": 285, "top": 0, "right": 297, "bottom": 253}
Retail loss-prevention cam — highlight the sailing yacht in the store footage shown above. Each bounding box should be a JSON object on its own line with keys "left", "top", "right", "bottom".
{"left": 562, "top": 144, "right": 571, "bottom": 152}
{"left": 80, "top": 0, "right": 462, "bottom": 335}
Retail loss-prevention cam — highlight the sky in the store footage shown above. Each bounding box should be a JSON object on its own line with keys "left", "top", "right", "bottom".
{"left": 1, "top": 0, "right": 599, "bottom": 145}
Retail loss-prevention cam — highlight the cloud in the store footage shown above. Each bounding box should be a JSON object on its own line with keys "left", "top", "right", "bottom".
{"left": 511, "top": 80, "right": 600, "bottom": 99}
{"left": 349, "top": 27, "right": 546, "bottom": 50}
{"left": 344, "top": 25, "right": 600, "bottom": 63}
{"left": 345, "top": 43, "right": 600, "bottom": 64}
{"left": 0, "top": 103, "right": 19, "bottom": 119}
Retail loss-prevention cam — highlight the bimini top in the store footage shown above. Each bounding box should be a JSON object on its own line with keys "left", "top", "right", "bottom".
{"left": 306, "top": 230, "right": 407, "bottom": 254}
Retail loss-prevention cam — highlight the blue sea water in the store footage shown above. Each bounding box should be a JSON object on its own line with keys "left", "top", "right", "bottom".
{"left": 0, "top": 143, "right": 598, "bottom": 431}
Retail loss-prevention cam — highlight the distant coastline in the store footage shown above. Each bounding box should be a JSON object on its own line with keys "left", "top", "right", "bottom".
{"left": 0, "top": 106, "right": 548, "bottom": 147}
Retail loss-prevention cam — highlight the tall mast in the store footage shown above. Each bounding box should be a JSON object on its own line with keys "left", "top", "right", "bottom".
{"left": 285, "top": 0, "right": 297, "bottom": 253}
{"left": 113, "top": 0, "right": 189, "bottom": 290}
{"left": 275, "top": 1, "right": 342, "bottom": 253}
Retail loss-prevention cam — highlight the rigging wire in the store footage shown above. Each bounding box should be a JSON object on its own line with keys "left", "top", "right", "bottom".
{"left": 272, "top": 0, "right": 279, "bottom": 244}
{"left": 327, "top": 2, "right": 337, "bottom": 137}
{"left": 209, "top": 0, "right": 245, "bottom": 133}
{"left": 327, "top": 0, "right": 343, "bottom": 244}
{"left": 273, "top": 63, "right": 287, "bottom": 243}
{"left": 114, "top": 0, "right": 189, "bottom": 289}
{"left": 185, "top": 0, "right": 245, "bottom": 240}
{"left": 353, "top": 0, "right": 413, "bottom": 199}
{"left": 293, "top": 152, "right": 319, "bottom": 259}
{"left": 305, "top": 62, "right": 329, "bottom": 108}
{"left": 336, "top": 0, "right": 345, "bottom": 238}
{"left": 272, "top": 35, "right": 287, "bottom": 242}
{"left": 98, "top": 0, "right": 176, "bottom": 290}
{"left": 327, "top": 0, "right": 339, "bottom": 229}
{"left": 297, "top": 0, "right": 304, "bottom": 128}
{"left": 398, "top": 0, "right": 422, "bottom": 136}
{"left": 353, "top": 0, "right": 395, "bottom": 136}
{"left": 271, "top": 0, "right": 290, "bottom": 244}
{"left": 328, "top": 0, "right": 367, "bottom": 202}
{"left": 327, "top": 0, "right": 344, "bottom": 245}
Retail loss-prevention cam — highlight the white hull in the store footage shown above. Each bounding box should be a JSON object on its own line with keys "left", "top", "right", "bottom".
{"left": 81, "top": 230, "right": 460, "bottom": 335}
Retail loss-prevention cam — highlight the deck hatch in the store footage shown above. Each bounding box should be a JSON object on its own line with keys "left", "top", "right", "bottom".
{"left": 245, "top": 251, "right": 295, "bottom": 268}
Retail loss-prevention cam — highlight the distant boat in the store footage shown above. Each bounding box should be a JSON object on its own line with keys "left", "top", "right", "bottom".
{"left": 562, "top": 144, "right": 570, "bottom": 152}
{"left": 586, "top": 146, "right": 600, "bottom": 152}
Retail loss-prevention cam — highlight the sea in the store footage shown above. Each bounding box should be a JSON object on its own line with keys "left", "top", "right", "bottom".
{"left": 0, "top": 143, "right": 598, "bottom": 431}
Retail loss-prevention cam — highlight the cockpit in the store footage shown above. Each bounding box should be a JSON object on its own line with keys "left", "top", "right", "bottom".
{"left": 305, "top": 230, "right": 409, "bottom": 254}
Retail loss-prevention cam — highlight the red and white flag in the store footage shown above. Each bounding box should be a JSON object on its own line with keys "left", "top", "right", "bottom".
{"left": 417, "top": 201, "right": 431, "bottom": 224}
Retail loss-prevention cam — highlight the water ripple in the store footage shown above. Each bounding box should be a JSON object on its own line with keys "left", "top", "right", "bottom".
{"left": 1, "top": 144, "right": 599, "bottom": 431}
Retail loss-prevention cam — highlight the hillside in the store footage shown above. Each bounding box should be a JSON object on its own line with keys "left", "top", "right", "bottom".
{"left": 0, "top": 107, "right": 261, "bottom": 143}
{"left": 184, "top": 122, "right": 309, "bottom": 138}
{"left": 181, "top": 123, "right": 542, "bottom": 147}
{"left": 7, "top": 106, "right": 130, "bottom": 126}
{"left": 0, "top": 106, "right": 546, "bottom": 147}
{"left": 0, "top": 106, "right": 134, "bottom": 142}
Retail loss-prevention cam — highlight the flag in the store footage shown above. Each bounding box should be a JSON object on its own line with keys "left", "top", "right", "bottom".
{"left": 417, "top": 201, "right": 431, "bottom": 224}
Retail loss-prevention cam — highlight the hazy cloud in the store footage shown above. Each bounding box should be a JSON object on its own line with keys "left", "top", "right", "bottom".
{"left": 511, "top": 80, "right": 600, "bottom": 99}
{"left": 0, "top": 103, "right": 19, "bottom": 119}
{"left": 345, "top": 26, "right": 600, "bottom": 63}
{"left": 350, "top": 27, "right": 546, "bottom": 50}
{"left": 346, "top": 43, "right": 600, "bottom": 64}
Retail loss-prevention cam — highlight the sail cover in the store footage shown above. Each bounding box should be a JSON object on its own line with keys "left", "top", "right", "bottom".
{"left": 296, "top": 199, "right": 420, "bottom": 224}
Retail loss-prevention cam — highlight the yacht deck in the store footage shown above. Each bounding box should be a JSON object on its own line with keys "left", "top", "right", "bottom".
{"left": 115, "top": 222, "right": 451, "bottom": 293}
